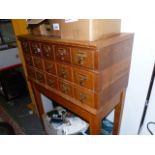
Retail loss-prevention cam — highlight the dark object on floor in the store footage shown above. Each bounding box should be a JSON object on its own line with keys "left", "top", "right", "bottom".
{"left": 0, "top": 69, "right": 28, "bottom": 100}
{"left": 0, "top": 122, "right": 15, "bottom": 135}
{"left": 0, "top": 95, "right": 45, "bottom": 135}
{"left": 0, "top": 103, "right": 25, "bottom": 135}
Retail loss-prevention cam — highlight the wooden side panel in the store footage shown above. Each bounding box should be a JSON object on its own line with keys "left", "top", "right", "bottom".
{"left": 11, "top": 19, "right": 36, "bottom": 111}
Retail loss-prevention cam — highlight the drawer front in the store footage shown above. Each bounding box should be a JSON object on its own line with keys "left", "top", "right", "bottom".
{"left": 73, "top": 68, "right": 94, "bottom": 90}
{"left": 27, "top": 66, "right": 36, "bottom": 79}
{"left": 44, "top": 60, "right": 56, "bottom": 75}
{"left": 74, "top": 88, "right": 94, "bottom": 107}
{"left": 58, "top": 80, "right": 74, "bottom": 97}
{"left": 33, "top": 57, "right": 43, "bottom": 70}
{"left": 72, "top": 48, "right": 94, "bottom": 69}
{"left": 57, "top": 64, "right": 72, "bottom": 81}
{"left": 41, "top": 43, "right": 54, "bottom": 59}
{"left": 25, "top": 54, "right": 33, "bottom": 66}
{"left": 21, "top": 41, "right": 31, "bottom": 54}
{"left": 46, "top": 74, "right": 58, "bottom": 89}
{"left": 30, "top": 42, "right": 42, "bottom": 56}
{"left": 55, "top": 45, "right": 71, "bottom": 63}
{"left": 36, "top": 71, "right": 45, "bottom": 84}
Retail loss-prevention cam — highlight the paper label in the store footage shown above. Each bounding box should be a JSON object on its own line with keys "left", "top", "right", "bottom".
{"left": 65, "top": 19, "right": 79, "bottom": 23}
{"left": 53, "top": 23, "right": 60, "bottom": 30}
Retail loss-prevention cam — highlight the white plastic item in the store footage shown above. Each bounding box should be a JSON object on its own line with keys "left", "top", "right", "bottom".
{"left": 41, "top": 94, "right": 53, "bottom": 113}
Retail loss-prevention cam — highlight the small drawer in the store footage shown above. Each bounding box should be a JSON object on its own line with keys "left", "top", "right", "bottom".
{"left": 25, "top": 54, "right": 33, "bottom": 66}
{"left": 27, "top": 66, "right": 36, "bottom": 79}
{"left": 36, "top": 71, "right": 45, "bottom": 84}
{"left": 58, "top": 80, "right": 74, "bottom": 97}
{"left": 30, "top": 42, "right": 42, "bottom": 56}
{"left": 41, "top": 43, "right": 54, "bottom": 59}
{"left": 72, "top": 48, "right": 94, "bottom": 69}
{"left": 46, "top": 74, "right": 58, "bottom": 89}
{"left": 57, "top": 64, "right": 72, "bottom": 81}
{"left": 21, "top": 41, "right": 31, "bottom": 54}
{"left": 44, "top": 60, "right": 56, "bottom": 75}
{"left": 74, "top": 87, "right": 94, "bottom": 107}
{"left": 73, "top": 68, "right": 94, "bottom": 90}
{"left": 55, "top": 45, "right": 71, "bottom": 63}
{"left": 33, "top": 57, "right": 44, "bottom": 70}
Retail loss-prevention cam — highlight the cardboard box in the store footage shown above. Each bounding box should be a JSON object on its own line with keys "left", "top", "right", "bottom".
{"left": 61, "top": 19, "right": 121, "bottom": 41}
{"left": 49, "top": 19, "right": 62, "bottom": 37}
{"left": 27, "top": 19, "right": 61, "bottom": 37}
{"left": 27, "top": 19, "right": 121, "bottom": 41}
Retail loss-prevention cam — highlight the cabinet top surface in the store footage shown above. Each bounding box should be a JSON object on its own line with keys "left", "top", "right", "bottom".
{"left": 18, "top": 33, "right": 134, "bottom": 49}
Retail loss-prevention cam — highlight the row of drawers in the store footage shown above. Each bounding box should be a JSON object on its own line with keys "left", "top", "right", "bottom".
{"left": 21, "top": 40, "right": 94, "bottom": 69}
{"left": 27, "top": 66, "right": 95, "bottom": 108}
{"left": 25, "top": 55, "right": 95, "bottom": 90}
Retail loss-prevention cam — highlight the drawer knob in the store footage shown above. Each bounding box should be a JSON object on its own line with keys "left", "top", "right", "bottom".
{"left": 43, "top": 46, "right": 51, "bottom": 56}
{"left": 77, "top": 53, "right": 86, "bottom": 65}
{"left": 60, "top": 68, "right": 67, "bottom": 78}
{"left": 37, "top": 75, "right": 43, "bottom": 82}
{"left": 80, "top": 76, "right": 88, "bottom": 86}
{"left": 58, "top": 48, "right": 66, "bottom": 61}
{"left": 46, "top": 64, "right": 53, "bottom": 72}
{"left": 62, "top": 84, "right": 69, "bottom": 94}
{"left": 48, "top": 79, "right": 54, "bottom": 87}
{"left": 32, "top": 44, "right": 41, "bottom": 54}
{"left": 79, "top": 93, "right": 86, "bottom": 103}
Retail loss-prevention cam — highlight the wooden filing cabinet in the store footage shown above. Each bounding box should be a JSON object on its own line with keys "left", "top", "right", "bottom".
{"left": 18, "top": 33, "right": 134, "bottom": 134}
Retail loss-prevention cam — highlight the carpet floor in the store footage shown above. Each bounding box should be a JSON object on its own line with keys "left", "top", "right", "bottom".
{"left": 0, "top": 104, "right": 25, "bottom": 134}
{"left": 0, "top": 95, "right": 45, "bottom": 135}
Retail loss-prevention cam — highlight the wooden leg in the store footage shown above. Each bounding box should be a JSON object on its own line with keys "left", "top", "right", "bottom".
{"left": 31, "top": 82, "right": 45, "bottom": 128}
{"left": 112, "top": 89, "right": 126, "bottom": 135}
{"left": 89, "top": 116, "right": 101, "bottom": 135}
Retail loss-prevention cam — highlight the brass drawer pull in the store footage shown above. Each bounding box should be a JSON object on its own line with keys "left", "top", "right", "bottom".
{"left": 48, "top": 79, "right": 55, "bottom": 87}
{"left": 37, "top": 75, "right": 43, "bottom": 82}
{"left": 77, "top": 53, "right": 86, "bottom": 65}
{"left": 43, "top": 46, "right": 51, "bottom": 56}
{"left": 46, "top": 64, "right": 53, "bottom": 72}
{"left": 32, "top": 44, "right": 41, "bottom": 54}
{"left": 58, "top": 48, "right": 66, "bottom": 60}
{"left": 60, "top": 68, "right": 67, "bottom": 78}
{"left": 79, "top": 93, "right": 86, "bottom": 103}
{"left": 79, "top": 76, "right": 88, "bottom": 86}
{"left": 23, "top": 42, "right": 28, "bottom": 48}
{"left": 62, "top": 84, "right": 69, "bottom": 94}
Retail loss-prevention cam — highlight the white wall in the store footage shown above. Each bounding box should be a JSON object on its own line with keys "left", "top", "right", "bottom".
{"left": 119, "top": 19, "right": 155, "bottom": 134}
{"left": 0, "top": 47, "right": 21, "bottom": 69}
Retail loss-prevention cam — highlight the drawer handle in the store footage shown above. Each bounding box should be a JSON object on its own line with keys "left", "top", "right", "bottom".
{"left": 46, "top": 64, "right": 53, "bottom": 72}
{"left": 32, "top": 44, "right": 41, "bottom": 54}
{"left": 33, "top": 48, "right": 41, "bottom": 54}
{"left": 48, "top": 79, "right": 55, "bottom": 87}
{"left": 77, "top": 53, "right": 86, "bottom": 65}
{"left": 58, "top": 48, "right": 66, "bottom": 60}
{"left": 37, "top": 75, "right": 43, "bottom": 82}
{"left": 23, "top": 42, "right": 27, "bottom": 47}
{"left": 79, "top": 76, "right": 88, "bottom": 86}
{"left": 43, "top": 46, "right": 51, "bottom": 56}
{"left": 60, "top": 68, "right": 67, "bottom": 78}
{"left": 62, "top": 84, "right": 69, "bottom": 94}
{"left": 79, "top": 93, "right": 86, "bottom": 103}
